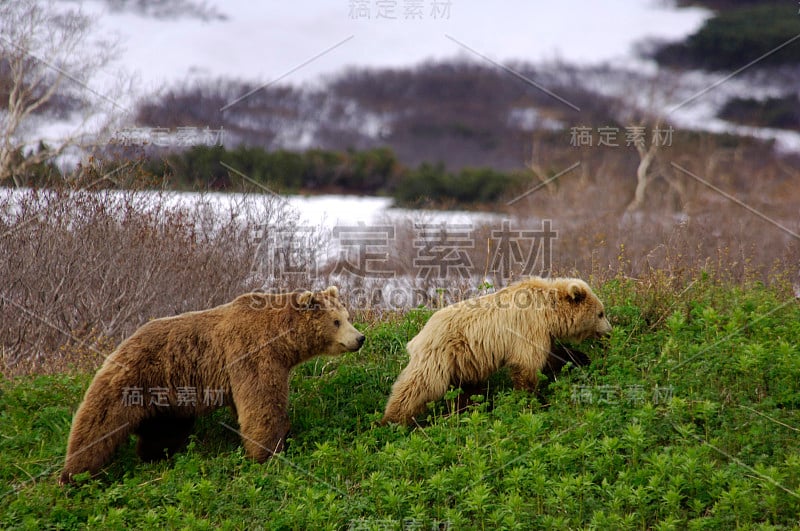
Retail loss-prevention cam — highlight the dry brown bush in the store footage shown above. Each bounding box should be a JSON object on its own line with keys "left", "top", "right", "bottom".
{"left": 0, "top": 182, "right": 303, "bottom": 376}
{"left": 504, "top": 131, "right": 800, "bottom": 290}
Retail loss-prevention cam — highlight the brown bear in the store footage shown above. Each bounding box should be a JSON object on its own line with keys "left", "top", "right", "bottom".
{"left": 381, "top": 277, "right": 611, "bottom": 425}
{"left": 59, "top": 286, "right": 364, "bottom": 484}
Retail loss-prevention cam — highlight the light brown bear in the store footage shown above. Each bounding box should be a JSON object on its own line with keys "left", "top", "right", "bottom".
{"left": 382, "top": 277, "right": 611, "bottom": 425}
{"left": 60, "top": 286, "right": 364, "bottom": 484}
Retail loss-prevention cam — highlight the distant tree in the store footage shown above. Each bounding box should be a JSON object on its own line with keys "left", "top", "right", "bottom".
{"left": 625, "top": 118, "right": 661, "bottom": 212}
{"left": 614, "top": 70, "right": 686, "bottom": 213}
{"left": 96, "top": 0, "right": 227, "bottom": 21}
{"left": 654, "top": 4, "right": 800, "bottom": 71}
{"left": 0, "top": 0, "right": 122, "bottom": 186}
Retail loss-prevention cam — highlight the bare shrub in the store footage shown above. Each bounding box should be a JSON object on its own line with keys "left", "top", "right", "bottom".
{"left": 0, "top": 0, "right": 127, "bottom": 186}
{"left": 0, "top": 182, "right": 304, "bottom": 376}
{"left": 506, "top": 124, "right": 800, "bottom": 290}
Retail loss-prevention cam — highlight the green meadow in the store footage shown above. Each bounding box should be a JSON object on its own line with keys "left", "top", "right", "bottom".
{"left": 2, "top": 277, "right": 800, "bottom": 529}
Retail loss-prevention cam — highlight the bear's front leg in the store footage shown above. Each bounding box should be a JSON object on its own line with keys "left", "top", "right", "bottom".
{"left": 238, "top": 405, "right": 290, "bottom": 461}
{"left": 230, "top": 373, "right": 291, "bottom": 462}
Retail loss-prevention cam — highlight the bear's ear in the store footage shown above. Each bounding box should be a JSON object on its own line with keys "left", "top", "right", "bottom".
{"left": 566, "top": 282, "right": 587, "bottom": 303}
{"left": 322, "top": 285, "right": 339, "bottom": 298}
{"left": 297, "top": 290, "right": 314, "bottom": 308}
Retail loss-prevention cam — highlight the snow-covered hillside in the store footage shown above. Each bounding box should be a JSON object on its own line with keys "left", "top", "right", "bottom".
{"left": 24, "top": 1, "right": 800, "bottom": 155}
{"left": 87, "top": 0, "right": 709, "bottom": 90}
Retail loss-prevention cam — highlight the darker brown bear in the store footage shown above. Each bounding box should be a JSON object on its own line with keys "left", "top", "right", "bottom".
{"left": 60, "top": 286, "right": 364, "bottom": 484}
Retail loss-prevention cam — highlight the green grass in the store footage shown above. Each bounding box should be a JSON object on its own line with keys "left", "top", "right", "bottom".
{"left": 2, "top": 279, "right": 800, "bottom": 529}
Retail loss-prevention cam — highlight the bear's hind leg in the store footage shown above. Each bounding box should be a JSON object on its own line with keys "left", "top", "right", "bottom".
{"left": 60, "top": 381, "right": 144, "bottom": 484}
{"left": 382, "top": 362, "right": 450, "bottom": 425}
{"left": 135, "top": 415, "right": 196, "bottom": 462}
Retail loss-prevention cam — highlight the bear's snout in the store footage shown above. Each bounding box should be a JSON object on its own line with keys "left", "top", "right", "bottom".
{"left": 341, "top": 332, "right": 366, "bottom": 352}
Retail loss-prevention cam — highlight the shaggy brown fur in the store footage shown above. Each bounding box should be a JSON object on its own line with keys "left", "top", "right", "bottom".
{"left": 59, "top": 286, "right": 364, "bottom": 484}
{"left": 381, "top": 277, "right": 611, "bottom": 425}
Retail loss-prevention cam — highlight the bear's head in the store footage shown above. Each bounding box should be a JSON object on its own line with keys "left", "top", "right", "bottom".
{"left": 557, "top": 279, "right": 612, "bottom": 342}
{"left": 296, "top": 286, "right": 365, "bottom": 356}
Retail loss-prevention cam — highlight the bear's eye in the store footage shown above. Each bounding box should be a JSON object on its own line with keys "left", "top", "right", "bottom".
{"left": 334, "top": 319, "right": 341, "bottom": 328}
{"left": 598, "top": 311, "right": 604, "bottom": 319}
